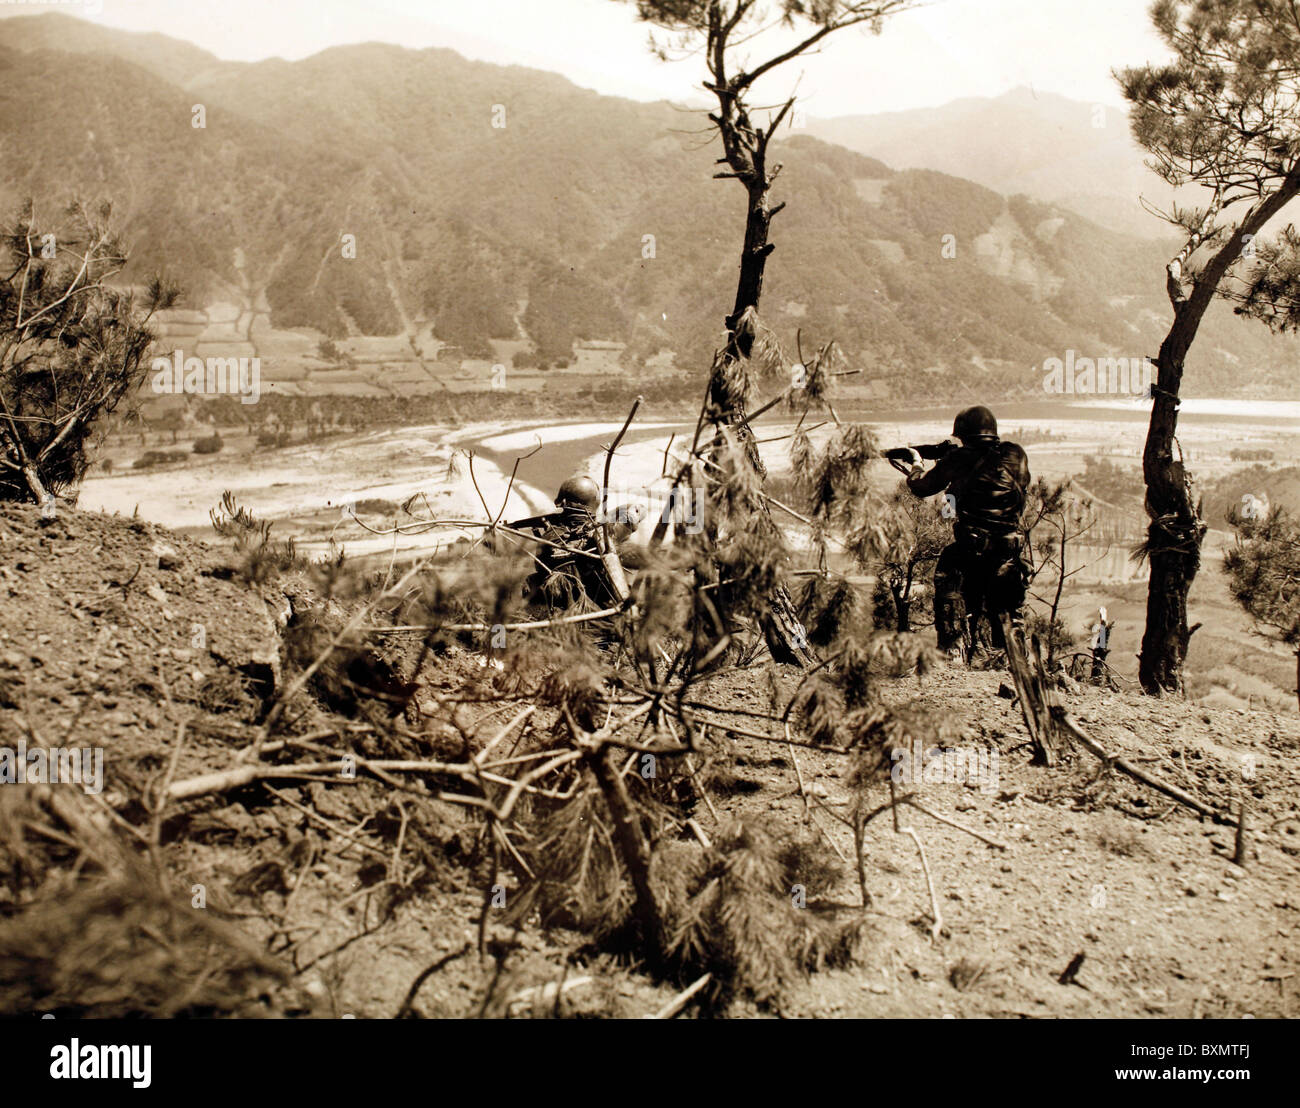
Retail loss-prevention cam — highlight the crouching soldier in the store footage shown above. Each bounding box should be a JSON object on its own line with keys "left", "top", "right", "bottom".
{"left": 900, "top": 406, "right": 1031, "bottom": 662}
{"left": 510, "top": 475, "right": 631, "bottom": 613}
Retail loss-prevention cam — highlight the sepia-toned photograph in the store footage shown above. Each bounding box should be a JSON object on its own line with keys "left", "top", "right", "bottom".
{"left": 0, "top": 0, "right": 1295, "bottom": 1061}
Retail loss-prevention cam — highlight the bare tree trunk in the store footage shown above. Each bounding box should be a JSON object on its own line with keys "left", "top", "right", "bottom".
{"left": 1000, "top": 613, "right": 1062, "bottom": 766}
{"left": 710, "top": 175, "right": 815, "bottom": 666}
{"left": 22, "top": 463, "right": 49, "bottom": 505}
{"left": 892, "top": 562, "right": 916, "bottom": 632}
{"left": 890, "top": 582, "right": 910, "bottom": 632}
{"left": 1048, "top": 535, "right": 1066, "bottom": 666}
{"left": 1138, "top": 335, "right": 1204, "bottom": 694}
{"left": 1090, "top": 619, "right": 1113, "bottom": 682}
{"left": 1139, "top": 178, "right": 1300, "bottom": 694}
{"left": 721, "top": 183, "right": 776, "bottom": 369}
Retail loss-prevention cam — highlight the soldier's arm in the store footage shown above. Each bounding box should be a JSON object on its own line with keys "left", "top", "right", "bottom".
{"left": 907, "top": 451, "right": 960, "bottom": 498}
{"left": 1007, "top": 444, "right": 1031, "bottom": 490}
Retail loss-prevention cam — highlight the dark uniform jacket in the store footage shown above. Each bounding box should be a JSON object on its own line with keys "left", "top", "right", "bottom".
{"left": 907, "top": 438, "right": 1030, "bottom": 537}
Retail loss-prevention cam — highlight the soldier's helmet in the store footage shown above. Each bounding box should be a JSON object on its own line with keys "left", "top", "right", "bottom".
{"left": 952, "top": 405, "right": 998, "bottom": 443}
{"left": 555, "top": 474, "right": 601, "bottom": 512}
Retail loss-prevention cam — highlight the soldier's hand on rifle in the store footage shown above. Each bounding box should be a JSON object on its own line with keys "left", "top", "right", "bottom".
{"left": 885, "top": 446, "right": 924, "bottom": 475}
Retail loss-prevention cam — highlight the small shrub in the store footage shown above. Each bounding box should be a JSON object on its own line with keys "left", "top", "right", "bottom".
{"left": 0, "top": 200, "right": 178, "bottom": 502}
{"left": 352, "top": 498, "right": 400, "bottom": 516}
{"left": 1025, "top": 607, "right": 1075, "bottom": 659}
{"left": 209, "top": 490, "right": 301, "bottom": 581}
{"left": 133, "top": 450, "right": 185, "bottom": 470}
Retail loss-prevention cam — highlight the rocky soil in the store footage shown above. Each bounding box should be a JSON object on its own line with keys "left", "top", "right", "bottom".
{"left": 1, "top": 501, "right": 1296, "bottom": 1018}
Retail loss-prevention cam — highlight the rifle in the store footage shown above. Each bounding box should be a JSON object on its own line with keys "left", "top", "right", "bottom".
{"left": 883, "top": 438, "right": 959, "bottom": 475}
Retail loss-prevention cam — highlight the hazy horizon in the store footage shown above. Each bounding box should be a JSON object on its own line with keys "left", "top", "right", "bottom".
{"left": 0, "top": 1, "right": 1171, "bottom": 115}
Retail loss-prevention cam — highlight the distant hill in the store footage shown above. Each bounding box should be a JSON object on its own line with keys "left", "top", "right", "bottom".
{"left": 0, "top": 9, "right": 239, "bottom": 86}
{"left": 805, "top": 87, "right": 1182, "bottom": 240}
{"left": 1203, "top": 464, "right": 1300, "bottom": 530}
{"left": 1, "top": 13, "right": 1298, "bottom": 401}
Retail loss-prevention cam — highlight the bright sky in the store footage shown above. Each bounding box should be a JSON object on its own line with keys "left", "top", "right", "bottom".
{"left": 5, "top": 0, "right": 1170, "bottom": 113}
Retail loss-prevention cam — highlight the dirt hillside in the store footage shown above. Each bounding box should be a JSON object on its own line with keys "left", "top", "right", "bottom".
{"left": 1, "top": 502, "right": 1297, "bottom": 1017}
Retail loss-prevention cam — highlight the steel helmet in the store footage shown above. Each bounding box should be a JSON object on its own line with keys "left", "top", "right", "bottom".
{"left": 555, "top": 474, "right": 600, "bottom": 511}
{"left": 952, "top": 405, "right": 998, "bottom": 443}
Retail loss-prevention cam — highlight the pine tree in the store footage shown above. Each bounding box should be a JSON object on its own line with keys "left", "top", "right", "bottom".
{"left": 1118, "top": 0, "right": 1300, "bottom": 693}
{"left": 1224, "top": 504, "right": 1300, "bottom": 710}
{"left": 0, "top": 200, "right": 177, "bottom": 504}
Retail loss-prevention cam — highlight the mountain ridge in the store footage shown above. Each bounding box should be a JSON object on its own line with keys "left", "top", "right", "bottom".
{"left": 805, "top": 85, "right": 1183, "bottom": 240}
{"left": 0, "top": 13, "right": 1295, "bottom": 400}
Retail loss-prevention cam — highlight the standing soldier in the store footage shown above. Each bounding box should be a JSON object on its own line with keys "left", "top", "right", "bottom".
{"left": 899, "top": 406, "right": 1031, "bottom": 662}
